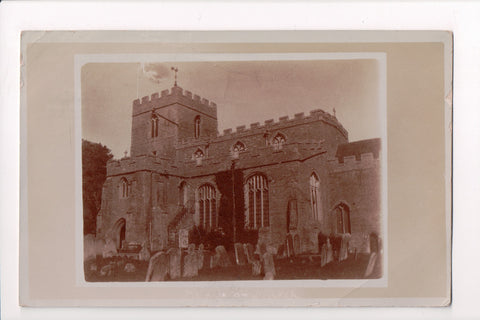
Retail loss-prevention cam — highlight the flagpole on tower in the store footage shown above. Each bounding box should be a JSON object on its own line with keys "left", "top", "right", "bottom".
{"left": 171, "top": 67, "right": 178, "bottom": 87}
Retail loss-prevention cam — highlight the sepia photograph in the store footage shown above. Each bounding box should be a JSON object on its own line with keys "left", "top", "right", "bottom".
{"left": 18, "top": 30, "right": 451, "bottom": 307}
{"left": 81, "top": 57, "right": 385, "bottom": 282}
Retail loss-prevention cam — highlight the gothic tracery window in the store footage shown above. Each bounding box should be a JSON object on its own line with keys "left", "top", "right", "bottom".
{"left": 244, "top": 174, "right": 269, "bottom": 229}
{"left": 197, "top": 184, "right": 217, "bottom": 230}
{"left": 333, "top": 203, "right": 351, "bottom": 234}
{"left": 272, "top": 133, "right": 286, "bottom": 151}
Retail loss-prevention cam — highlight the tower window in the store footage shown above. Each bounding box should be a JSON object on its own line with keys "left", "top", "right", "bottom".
{"left": 244, "top": 174, "right": 269, "bottom": 229}
{"left": 310, "top": 173, "right": 322, "bottom": 220}
{"left": 151, "top": 114, "right": 159, "bottom": 138}
{"left": 120, "top": 178, "right": 130, "bottom": 198}
{"left": 194, "top": 116, "right": 201, "bottom": 139}
{"left": 197, "top": 184, "right": 217, "bottom": 230}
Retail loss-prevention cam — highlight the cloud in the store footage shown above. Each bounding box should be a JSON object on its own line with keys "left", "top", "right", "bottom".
{"left": 141, "top": 63, "right": 171, "bottom": 84}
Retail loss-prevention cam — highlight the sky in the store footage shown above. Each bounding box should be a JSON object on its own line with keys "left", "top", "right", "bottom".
{"left": 82, "top": 59, "right": 382, "bottom": 159}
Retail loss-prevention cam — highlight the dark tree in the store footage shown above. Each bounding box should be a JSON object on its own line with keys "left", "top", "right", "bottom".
{"left": 82, "top": 139, "right": 113, "bottom": 235}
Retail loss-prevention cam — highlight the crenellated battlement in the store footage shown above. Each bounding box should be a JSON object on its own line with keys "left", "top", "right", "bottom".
{"left": 106, "top": 155, "right": 180, "bottom": 176}
{"left": 214, "top": 108, "right": 347, "bottom": 139}
{"left": 132, "top": 86, "right": 217, "bottom": 118}
{"left": 174, "top": 108, "right": 347, "bottom": 149}
{"left": 329, "top": 150, "right": 381, "bottom": 173}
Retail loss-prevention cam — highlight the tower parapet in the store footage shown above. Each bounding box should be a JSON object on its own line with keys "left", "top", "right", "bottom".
{"left": 132, "top": 86, "right": 217, "bottom": 119}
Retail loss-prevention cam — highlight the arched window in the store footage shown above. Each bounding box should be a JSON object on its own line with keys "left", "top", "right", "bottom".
{"left": 272, "top": 133, "right": 286, "bottom": 151}
{"left": 120, "top": 178, "right": 129, "bottom": 198}
{"left": 333, "top": 203, "right": 351, "bottom": 234}
{"left": 151, "top": 114, "right": 159, "bottom": 138}
{"left": 310, "top": 173, "right": 321, "bottom": 220}
{"left": 179, "top": 182, "right": 188, "bottom": 206}
{"left": 244, "top": 174, "right": 269, "bottom": 229}
{"left": 197, "top": 184, "right": 217, "bottom": 229}
{"left": 232, "top": 141, "right": 246, "bottom": 152}
{"left": 194, "top": 116, "right": 201, "bottom": 139}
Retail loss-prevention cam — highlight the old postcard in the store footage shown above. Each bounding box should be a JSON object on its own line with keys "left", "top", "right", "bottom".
{"left": 19, "top": 31, "right": 451, "bottom": 306}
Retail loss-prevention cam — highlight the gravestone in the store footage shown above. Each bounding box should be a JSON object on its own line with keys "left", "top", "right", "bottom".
{"left": 167, "top": 248, "right": 182, "bottom": 279}
{"left": 339, "top": 237, "right": 349, "bottom": 261}
{"left": 364, "top": 252, "right": 377, "bottom": 278}
{"left": 138, "top": 242, "right": 151, "bottom": 261}
{"left": 320, "top": 243, "right": 327, "bottom": 267}
{"left": 234, "top": 243, "right": 247, "bottom": 265}
{"left": 326, "top": 239, "right": 333, "bottom": 264}
{"left": 262, "top": 252, "right": 276, "bottom": 279}
{"left": 146, "top": 251, "right": 169, "bottom": 281}
{"left": 285, "top": 234, "right": 294, "bottom": 258}
{"left": 211, "top": 245, "right": 232, "bottom": 268}
{"left": 252, "top": 259, "right": 262, "bottom": 276}
{"left": 183, "top": 251, "right": 199, "bottom": 278}
{"left": 243, "top": 243, "right": 255, "bottom": 264}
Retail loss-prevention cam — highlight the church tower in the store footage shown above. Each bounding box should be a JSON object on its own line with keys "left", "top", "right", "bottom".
{"left": 130, "top": 85, "right": 218, "bottom": 158}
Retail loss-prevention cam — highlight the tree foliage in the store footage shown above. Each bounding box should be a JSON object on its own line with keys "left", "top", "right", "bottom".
{"left": 82, "top": 139, "right": 113, "bottom": 235}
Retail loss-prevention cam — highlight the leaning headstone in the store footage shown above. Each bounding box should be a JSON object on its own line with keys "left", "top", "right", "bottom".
{"left": 252, "top": 259, "right": 262, "bottom": 276}
{"left": 243, "top": 243, "right": 255, "bottom": 264}
{"left": 234, "top": 243, "right": 247, "bottom": 265}
{"left": 339, "top": 237, "right": 348, "bottom": 261}
{"left": 167, "top": 248, "right": 182, "bottom": 279}
{"left": 326, "top": 239, "right": 333, "bottom": 264}
{"left": 364, "top": 252, "right": 377, "bottom": 278}
{"left": 146, "top": 251, "right": 169, "bottom": 281}
{"left": 262, "top": 252, "right": 276, "bottom": 279}
{"left": 124, "top": 263, "right": 136, "bottom": 273}
{"left": 211, "top": 245, "right": 232, "bottom": 268}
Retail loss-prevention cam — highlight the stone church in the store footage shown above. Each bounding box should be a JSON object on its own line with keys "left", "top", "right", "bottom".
{"left": 95, "top": 83, "right": 382, "bottom": 255}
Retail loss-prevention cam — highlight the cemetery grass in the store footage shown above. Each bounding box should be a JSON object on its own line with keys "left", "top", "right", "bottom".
{"left": 84, "top": 253, "right": 382, "bottom": 282}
